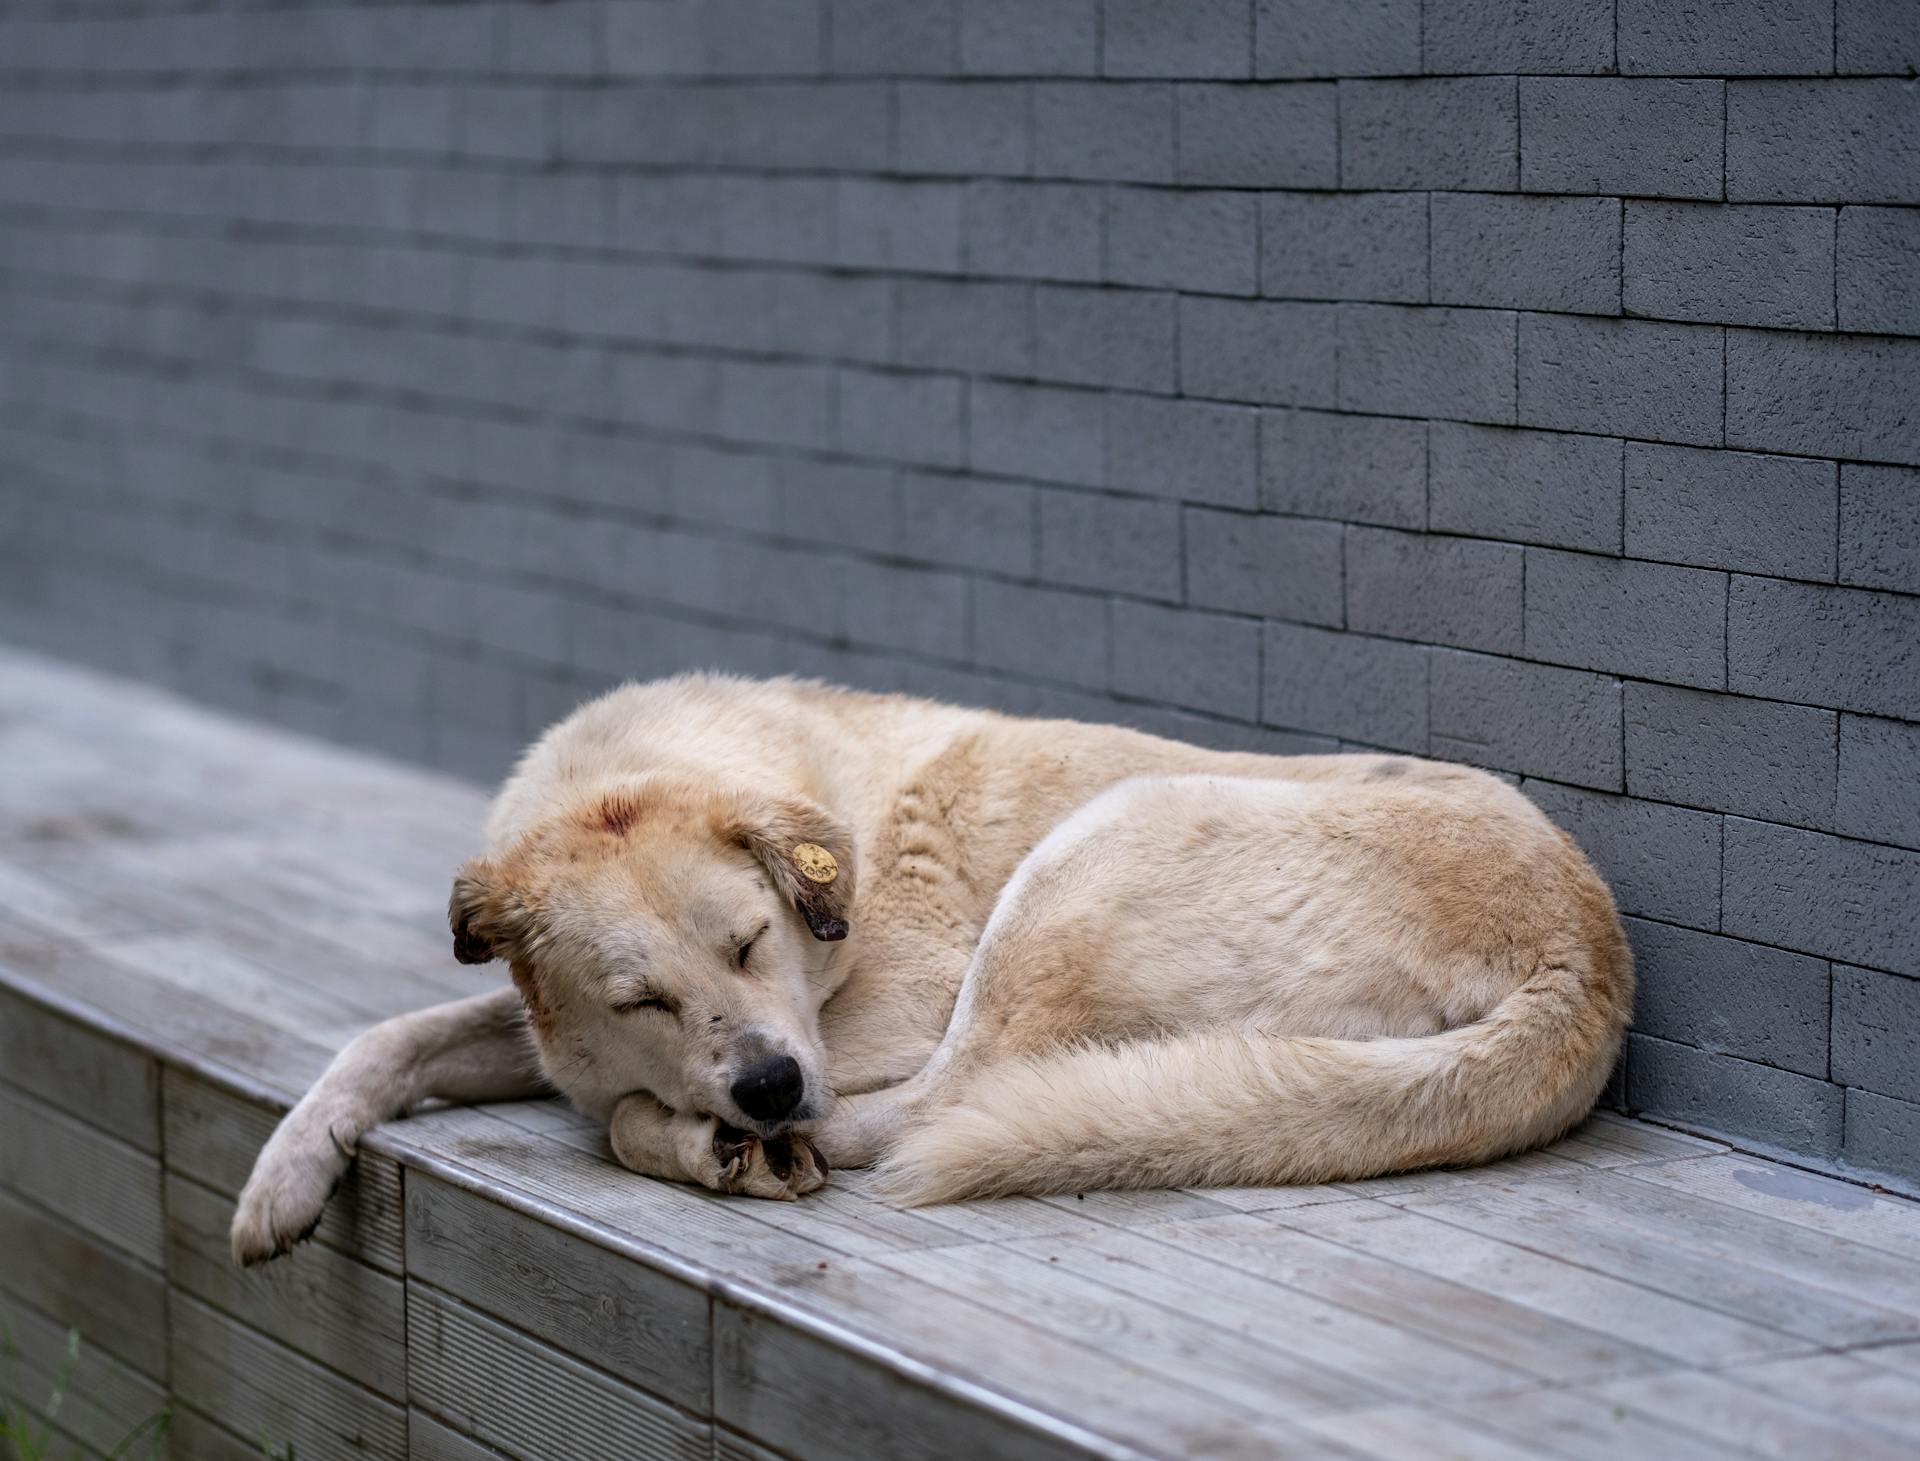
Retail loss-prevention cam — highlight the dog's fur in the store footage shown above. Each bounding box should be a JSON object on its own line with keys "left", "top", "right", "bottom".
{"left": 232, "top": 674, "right": 1632, "bottom": 1264}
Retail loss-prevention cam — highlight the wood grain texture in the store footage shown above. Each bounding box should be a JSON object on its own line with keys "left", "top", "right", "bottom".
{"left": 409, "top": 1409, "right": 518, "bottom": 1461}
{"left": 405, "top": 1172, "right": 710, "bottom": 1411}
{"left": 406, "top": 1281, "right": 710, "bottom": 1461}
{"left": 165, "top": 1171, "right": 407, "bottom": 1399}
{"left": 0, "top": 1083, "right": 164, "bottom": 1263}
{"left": 0, "top": 1290, "right": 170, "bottom": 1458}
{"left": 0, "top": 984, "right": 160, "bottom": 1150}
{"left": 0, "top": 1187, "right": 168, "bottom": 1378}
{"left": 169, "top": 1291, "right": 406, "bottom": 1461}
{"left": 162, "top": 1067, "right": 405, "bottom": 1272}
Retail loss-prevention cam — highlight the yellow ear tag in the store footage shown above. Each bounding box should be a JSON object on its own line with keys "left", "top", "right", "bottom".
{"left": 792, "top": 842, "right": 838, "bottom": 884}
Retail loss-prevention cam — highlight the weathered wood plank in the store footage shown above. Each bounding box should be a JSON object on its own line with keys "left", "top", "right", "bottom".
{"left": 0, "top": 1083, "right": 164, "bottom": 1263}
{"left": 714, "top": 1427, "right": 793, "bottom": 1461}
{"left": 1268, "top": 1197, "right": 1803, "bottom": 1368}
{"left": 713, "top": 1294, "right": 1123, "bottom": 1461}
{"left": 1587, "top": 1365, "right": 1917, "bottom": 1461}
{"left": 0, "top": 983, "right": 160, "bottom": 1149}
{"left": 0, "top": 1290, "right": 170, "bottom": 1458}
{"left": 1723, "top": 1352, "right": 1920, "bottom": 1446}
{"left": 1858, "top": 1339, "right": 1920, "bottom": 1377}
{"left": 1295, "top": 1404, "right": 1551, "bottom": 1461}
{"left": 170, "top": 1291, "right": 406, "bottom": 1461}
{"left": 1546, "top": 1112, "right": 1728, "bottom": 1169}
{"left": 165, "top": 1171, "right": 407, "bottom": 1400}
{"left": 405, "top": 1171, "right": 710, "bottom": 1412}
{"left": 1003, "top": 1222, "right": 1531, "bottom": 1403}
{"left": 1623, "top": 1154, "right": 1920, "bottom": 1263}
{"left": 161, "top": 1067, "right": 405, "bottom": 1273}
{"left": 406, "top": 1281, "right": 709, "bottom": 1461}
{"left": 169, "top": 1405, "right": 311, "bottom": 1461}
{"left": 410, "top": 1409, "right": 516, "bottom": 1461}
{"left": 1439, "top": 1382, "right": 1755, "bottom": 1461}
{"left": 0, "top": 1188, "right": 168, "bottom": 1378}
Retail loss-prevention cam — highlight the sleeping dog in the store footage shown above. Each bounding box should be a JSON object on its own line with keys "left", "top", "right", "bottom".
{"left": 232, "top": 674, "right": 1631, "bottom": 1264}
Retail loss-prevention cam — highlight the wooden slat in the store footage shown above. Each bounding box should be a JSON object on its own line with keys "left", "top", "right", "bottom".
{"left": 1439, "top": 1382, "right": 1756, "bottom": 1461}
{"left": 169, "top": 1405, "right": 313, "bottom": 1461}
{"left": 410, "top": 1409, "right": 517, "bottom": 1461}
{"left": 0, "top": 1188, "right": 167, "bottom": 1378}
{"left": 405, "top": 1171, "right": 710, "bottom": 1412}
{"left": 715, "top": 1427, "right": 793, "bottom": 1461}
{"left": 0, "top": 1083, "right": 164, "bottom": 1263}
{"left": 406, "top": 1281, "right": 709, "bottom": 1461}
{"left": 170, "top": 1291, "right": 406, "bottom": 1461}
{"left": 1546, "top": 1111, "right": 1728, "bottom": 1169}
{"left": 1722, "top": 1352, "right": 1920, "bottom": 1446}
{"left": 165, "top": 1171, "right": 407, "bottom": 1399}
{"left": 0, "top": 982, "right": 160, "bottom": 1149}
{"left": 1586, "top": 1365, "right": 1919, "bottom": 1461}
{"left": 1296, "top": 1404, "right": 1553, "bottom": 1461}
{"left": 713, "top": 1295, "right": 1116, "bottom": 1461}
{"left": 1622, "top": 1154, "right": 1920, "bottom": 1263}
{"left": 1267, "top": 1197, "right": 1803, "bottom": 1368}
{"left": 0, "top": 1290, "right": 170, "bottom": 1459}
{"left": 161, "top": 1067, "right": 405, "bottom": 1273}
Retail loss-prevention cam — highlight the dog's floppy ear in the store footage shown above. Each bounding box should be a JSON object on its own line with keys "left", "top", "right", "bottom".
{"left": 724, "top": 794, "right": 856, "bottom": 942}
{"left": 449, "top": 856, "right": 530, "bottom": 965}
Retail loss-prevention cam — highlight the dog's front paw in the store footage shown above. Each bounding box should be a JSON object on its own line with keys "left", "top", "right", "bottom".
{"left": 229, "top": 1117, "right": 353, "bottom": 1265}
{"left": 710, "top": 1122, "right": 829, "bottom": 1201}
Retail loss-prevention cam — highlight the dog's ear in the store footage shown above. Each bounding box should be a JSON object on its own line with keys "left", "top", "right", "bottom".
{"left": 724, "top": 795, "right": 856, "bottom": 942}
{"left": 449, "top": 857, "right": 529, "bottom": 965}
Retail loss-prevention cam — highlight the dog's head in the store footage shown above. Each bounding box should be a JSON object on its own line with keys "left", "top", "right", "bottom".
{"left": 447, "top": 774, "right": 855, "bottom": 1132}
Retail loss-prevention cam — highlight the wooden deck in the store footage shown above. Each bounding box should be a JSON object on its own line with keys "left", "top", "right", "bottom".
{"left": 2, "top": 647, "right": 1918, "bottom": 1461}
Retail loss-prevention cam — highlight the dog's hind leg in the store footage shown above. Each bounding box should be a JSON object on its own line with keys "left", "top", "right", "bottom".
{"left": 230, "top": 987, "right": 545, "bottom": 1265}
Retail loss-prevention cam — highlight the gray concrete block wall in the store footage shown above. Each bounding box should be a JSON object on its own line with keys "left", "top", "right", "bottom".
{"left": 0, "top": 0, "right": 1915, "bottom": 1189}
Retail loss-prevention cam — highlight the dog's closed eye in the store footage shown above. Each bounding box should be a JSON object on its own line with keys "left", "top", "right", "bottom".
{"left": 612, "top": 992, "right": 676, "bottom": 1016}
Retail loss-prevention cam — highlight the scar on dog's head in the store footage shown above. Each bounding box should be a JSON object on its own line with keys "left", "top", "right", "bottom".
{"left": 447, "top": 778, "right": 857, "bottom": 970}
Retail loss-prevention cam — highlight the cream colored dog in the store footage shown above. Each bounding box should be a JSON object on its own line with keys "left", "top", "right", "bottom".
{"left": 232, "top": 674, "right": 1632, "bottom": 1264}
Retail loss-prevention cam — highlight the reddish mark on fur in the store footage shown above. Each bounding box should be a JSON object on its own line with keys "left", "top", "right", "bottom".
{"left": 594, "top": 794, "right": 643, "bottom": 837}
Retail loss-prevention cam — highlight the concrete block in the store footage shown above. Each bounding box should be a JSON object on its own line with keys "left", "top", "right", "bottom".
{"left": 830, "top": 0, "right": 957, "bottom": 74}
{"left": 1179, "top": 297, "right": 1339, "bottom": 407}
{"left": 1729, "top": 575, "right": 1920, "bottom": 720}
{"left": 897, "top": 81, "right": 1030, "bottom": 175}
{"left": 1106, "top": 396, "right": 1261, "bottom": 509}
{"left": 1521, "top": 79, "right": 1724, "bottom": 200}
{"left": 1837, "top": 206, "right": 1920, "bottom": 334}
{"left": 1184, "top": 508, "right": 1345, "bottom": 624}
{"left": 963, "top": 180, "right": 1104, "bottom": 281}
{"left": 1624, "top": 443, "right": 1837, "bottom": 580}
{"left": 840, "top": 560, "right": 971, "bottom": 661}
{"left": 1524, "top": 781, "right": 1723, "bottom": 929}
{"left": 1034, "top": 285, "right": 1176, "bottom": 391}
{"left": 1626, "top": 682, "right": 1837, "bottom": 825}
{"left": 1425, "top": 0, "right": 1614, "bottom": 72}
{"left": 1519, "top": 314, "right": 1723, "bottom": 447}
{"left": 460, "top": 85, "right": 550, "bottom": 163}
{"left": 1102, "top": 0, "right": 1252, "bottom": 78}
{"left": 1430, "top": 193, "right": 1621, "bottom": 315}
{"left": 897, "top": 279, "right": 1033, "bottom": 376}
{"left": 1340, "top": 77, "right": 1518, "bottom": 189}
{"left": 1429, "top": 424, "right": 1621, "bottom": 553}
{"left": 772, "top": 459, "right": 898, "bottom": 557}
{"left": 834, "top": 178, "right": 965, "bottom": 272}
{"left": 970, "top": 580, "right": 1108, "bottom": 688}
{"left": 1728, "top": 329, "right": 1920, "bottom": 466}
{"left": 1176, "top": 83, "right": 1337, "bottom": 186}
{"left": 1729, "top": 80, "right": 1920, "bottom": 203}
{"left": 1346, "top": 528, "right": 1525, "bottom": 653}
{"left": 1111, "top": 601, "right": 1262, "bottom": 718}
{"left": 1627, "top": 1033, "right": 1843, "bottom": 1161}
{"left": 1262, "top": 622, "right": 1428, "bottom": 750}
{"left": 1430, "top": 650, "right": 1623, "bottom": 789}
{"left": 1837, "top": 714, "right": 1920, "bottom": 849}
{"left": 1033, "top": 82, "right": 1175, "bottom": 182}
{"left": 1263, "top": 410, "right": 1427, "bottom": 528}
{"left": 959, "top": 0, "right": 1099, "bottom": 75}
{"left": 1253, "top": 0, "right": 1420, "bottom": 77}
{"left": 969, "top": 381, "right": 1106, "bottom": 485}
{"left": 1843, "top": 1089, "right": 1920, "bottom": 1188}
{"left": 1620, "top": 0, "right": 1834, "bottom": 75}
{"left": 1625, "top": 202, "right": 1835, "bottom": 330}
{"left": 1528, "top": 552, "right": 1728, "bottom": 689}
{"left": 1339, "top": 304, "right": 1516, "bottom": 424}
{"left": 772, "top": 271, "right": 894, "bottom": 361}
{"left": 1038, "top": 490, "right": 1182, "bottom": 598}
{"left": 1724, "top": 817, "right": 1920, "bottom": 976}
{"left": 835, "top": 369, "right": 966, "bottom": 469}
{"left": 1837, "top": 0, "right": 1920, "bottom": 72}
{"left": 1259, "top": 191, "right": 1427, "bottom": 303}
{"left": 1834, "top": 964, "right": 1920, "bottom": 1105}
{"left": 897, "top": 472, "right": 1036, "bottom": 575}
{"left": 1108, "top": 187, "right": 1258, "bottom": 295}
{"left": 1627, "top": 917, "right": 1830, "bottom": 1078}
{"left": 1839, "top": 463, "right": 1920, "bottom": 594}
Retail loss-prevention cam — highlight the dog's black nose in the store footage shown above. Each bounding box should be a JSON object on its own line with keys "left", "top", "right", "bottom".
{"left": 731, "top": 1054, "right": 804, "bottom": 1124}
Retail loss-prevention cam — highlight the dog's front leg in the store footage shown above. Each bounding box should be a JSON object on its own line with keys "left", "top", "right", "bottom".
{"left": 609, "top": 1094, "right": 827, "bottom": 1201}
{"left": 231, "top": 987, "right": 544, "bottom": 1264}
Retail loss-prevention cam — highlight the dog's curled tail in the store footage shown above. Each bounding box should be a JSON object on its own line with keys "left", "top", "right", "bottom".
{"left": 875, "top": 956, "right": 1629, "bottom": 1206}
